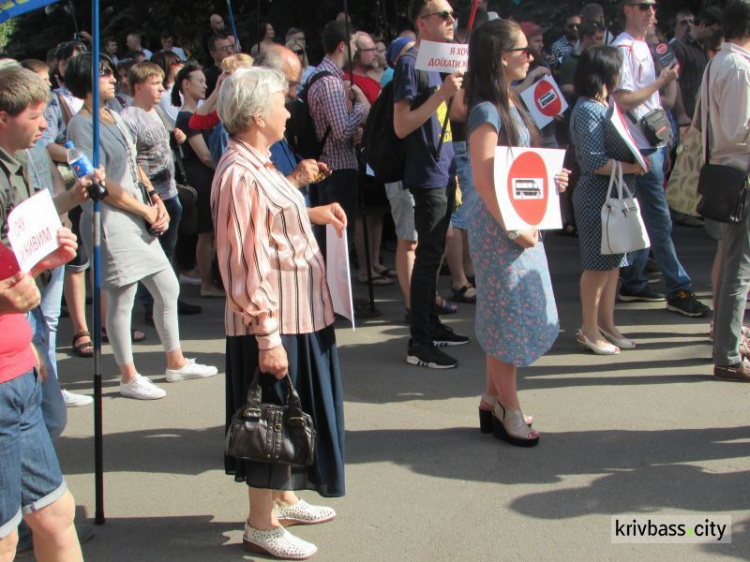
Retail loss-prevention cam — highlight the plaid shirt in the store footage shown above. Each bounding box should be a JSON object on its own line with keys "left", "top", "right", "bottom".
{"left": 551, "top": 36, "right": 575, "bottom": 64}
{"left": 307, "top": 57, "right": 367, "bottom": 171}
{"left": 211, "top": 138, "right": 335, "bottom": 347}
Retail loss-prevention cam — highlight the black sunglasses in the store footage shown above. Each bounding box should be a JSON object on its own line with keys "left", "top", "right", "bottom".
{"left": 566, "top": 23, "right": 580, "bottom": 29}
{"left": 420, "top": 10, "right": 456, "bottom": 21}
{"left": 630, "top": 2, "right": 658, "bottom": 12}
{"left": 507, "top": 46, "right": 533, "bottom": 57}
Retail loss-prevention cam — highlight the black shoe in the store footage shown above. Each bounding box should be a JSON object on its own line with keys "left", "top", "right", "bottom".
{"left": 666, "top": 290, "right": 711, "bottom": 317}
{"left": 618, "top": 286, "right": 666, "bottom": 302}
{"left": 406, "top": 341, "right": 458, "bottom": 369}
{"left": 144, "top": 309, "right": 155, "bottom": 328}
{"left": 178, "top": 300, "right": 202, "bottom": 315}
{"left": 432, "top": 324, "right": 470, "bottom": 347}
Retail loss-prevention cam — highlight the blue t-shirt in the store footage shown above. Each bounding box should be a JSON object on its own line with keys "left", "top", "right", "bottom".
{"left": 468, "top": 102, "right": 531, "bottom": 147}
{"left": 392, "top": 48, "right": 454, "bottom": 190}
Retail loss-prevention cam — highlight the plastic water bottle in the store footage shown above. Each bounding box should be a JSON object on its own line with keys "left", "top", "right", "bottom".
{"left": 64, "top": 141, "right": 108, "bottom": 201}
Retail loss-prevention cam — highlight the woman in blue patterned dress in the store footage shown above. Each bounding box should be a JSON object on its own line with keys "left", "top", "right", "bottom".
{"left": 569, "top": 46, "right": 646, "bottom": 355}
{"left": 466, "top": 20, "right": 570, "bottom": 447}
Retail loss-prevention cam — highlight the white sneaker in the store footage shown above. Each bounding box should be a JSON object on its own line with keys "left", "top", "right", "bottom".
{"left": 165, "top": 358, "right": 218, "bottom": 382}
{"left": 242, "top": 523, "right": 317, "bottom": 560}
{"left": 119, "top": 374, "right": 166, "bottom": 400}
{"left": 62, "top": 389, "right": 93, "bottom": 407}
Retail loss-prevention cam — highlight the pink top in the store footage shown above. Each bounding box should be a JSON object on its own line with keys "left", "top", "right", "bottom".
{"left": 211, "top": 138, "right": 335, "bottom": 348}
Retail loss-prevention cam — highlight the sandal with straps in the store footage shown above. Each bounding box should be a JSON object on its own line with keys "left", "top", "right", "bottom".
{"left": 491, "top": 402, "right": 539, "bottom": 447}
{"left": 451, "top": 284, "right": 477, "bottom": 304}
{"left": 72, "top": 331, "right": 94, "bottom": 358}
{"left": 479, "top": 394, "right": 532, "bottom": 433}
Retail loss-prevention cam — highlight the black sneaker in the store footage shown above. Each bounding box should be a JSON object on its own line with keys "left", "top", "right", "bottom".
{"left": 666, "top": 290, "right": 711, "bottom": 317}
{"left": 432, "top": 323, "right": 471, "bottom": 347}
{"left": 618, "top": 286, "right": 666, "bottom": 302}
{"left": 178, "top": 299, "right": 203, "bottom": 315}
{"left": 406, "top": 342, "right": 458, "bottom": 369}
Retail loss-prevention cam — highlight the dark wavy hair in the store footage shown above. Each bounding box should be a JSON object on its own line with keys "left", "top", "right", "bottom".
{"left": 574, "top": 45, "right": 622, "bottom": 99}
{"left": 171, "top": 61, "right": 202, "bottom": 107}
{"left": 465, "top": 19, "right": 540, "bottom": 147}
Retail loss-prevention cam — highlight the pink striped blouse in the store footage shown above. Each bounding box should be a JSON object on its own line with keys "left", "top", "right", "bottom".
{"left": 211, "top": 137, "right": 335, "bottom": 348}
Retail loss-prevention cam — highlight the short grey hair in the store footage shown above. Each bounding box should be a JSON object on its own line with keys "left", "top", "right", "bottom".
{"left": 217, "top": 67, "right": 287, "bottom": 135}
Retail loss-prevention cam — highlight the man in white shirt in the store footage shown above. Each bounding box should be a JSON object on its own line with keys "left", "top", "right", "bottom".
{"left": 702, "top": 0, "right": 750, "bottom": 381}
{"left": 126, "top": 32, "right": 152, "bottom": 60}
{"left": 612, "top": 0, "right": 710, "bottom": 318}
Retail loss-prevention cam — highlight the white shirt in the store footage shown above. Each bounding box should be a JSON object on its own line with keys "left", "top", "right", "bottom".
{"left": 613, "top": 31, "right": 663, "bottom": 149}
{"left": 700, "top": 42, "right": 750, "bottom": 173}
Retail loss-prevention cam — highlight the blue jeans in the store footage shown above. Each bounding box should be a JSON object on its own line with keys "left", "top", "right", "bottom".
{"left": 0, "top": 370, "right": 67, "bottom": 538}
{"left": 450, "top": 141, "right": 480, "bottom": 230}
{"left": 28, "top": 266, "right": 66, "bottom": 439}
{"left": 620, "top": 147, "right": 692, "bottom": 295}
{"left": 139, "top": 195, "right": 182, "bottom": 311}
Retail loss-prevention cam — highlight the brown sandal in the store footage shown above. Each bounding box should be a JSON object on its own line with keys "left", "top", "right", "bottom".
{"left": 72, "top": 331, "right": 94, "bottom": 358}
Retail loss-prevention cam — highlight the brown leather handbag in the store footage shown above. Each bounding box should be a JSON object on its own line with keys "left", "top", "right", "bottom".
{"left": 225, "top": 369, "right": 316, "bottom": 467}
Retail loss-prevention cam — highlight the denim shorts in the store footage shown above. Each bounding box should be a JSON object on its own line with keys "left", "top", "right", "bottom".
{"left": 450, "top": 141, "right": 480, "bottom": 230}
{"left": 385, "top": 181, "right": 418, "bottom": 242}
{"left": 0, "top": 369, "right": 66, "bottom": 538}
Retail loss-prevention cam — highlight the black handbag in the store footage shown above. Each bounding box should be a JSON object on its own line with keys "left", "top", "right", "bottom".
{"left": 225, "top": 369, "right": 316, "bottom": 467}
{"left": 697, "top": 60, "right": 749, "bottom": 224}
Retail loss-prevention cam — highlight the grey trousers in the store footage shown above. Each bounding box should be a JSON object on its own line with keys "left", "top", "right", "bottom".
{"left": 713, "top": 198, "right": 750, "bottom": 366}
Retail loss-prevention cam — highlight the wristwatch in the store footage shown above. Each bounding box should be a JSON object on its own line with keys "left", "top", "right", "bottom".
{"left": 507, "top": 230, "right": 520, "bottom": 241}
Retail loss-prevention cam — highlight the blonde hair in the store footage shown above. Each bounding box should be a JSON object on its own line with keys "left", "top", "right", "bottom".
{"left": 128, "top": 61, "right": 165, "bottom": 91}
{"left": 0, "top": 66, "right": 51, "bottom": 116}
{"left": 220, "top": 53, "right": 254, "bottom": 72}
{"left": 217, "top": 66, "right": 286, "bottom": 134}
{"left": 285, "top": 38, "right": 309, "bottom": 69}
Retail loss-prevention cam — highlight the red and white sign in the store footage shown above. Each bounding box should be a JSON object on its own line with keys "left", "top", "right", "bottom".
{"left": 414, "top": 40, "right": 468, "bottom": 74}
{"left": 494, "top": 147, "right": 566, "bottom": 230}
{"left": 519, "top": 76, "right": 568, "bottom": 129}
{"left": 610, "top": 102, "right": 650, "bottom": 172}
{"left": 7, "top": 190, "right": 62, "bottom": 273}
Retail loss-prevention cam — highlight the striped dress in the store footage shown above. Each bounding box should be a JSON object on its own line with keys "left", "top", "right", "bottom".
{"left": 212, "top": 137, "right": 345, "bottom": 497}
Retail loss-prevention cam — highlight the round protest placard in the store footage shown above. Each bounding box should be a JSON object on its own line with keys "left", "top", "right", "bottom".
{"left": 507, "top": 151, "right": 549, "bottom": 225}
{"left": 533, "top": 79, "right": 563, "bottom": 117}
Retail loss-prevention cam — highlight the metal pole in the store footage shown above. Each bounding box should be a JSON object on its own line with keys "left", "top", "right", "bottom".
{"left": 225, "top": 0, "right": 240, "bottom": 52}
{"left": 91, "top": 0, "right": 105, "bottom": 526}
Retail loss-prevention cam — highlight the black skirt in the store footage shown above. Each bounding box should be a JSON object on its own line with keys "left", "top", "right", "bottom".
{"left": 224, "top": 326, "right": 345, "bottom": 497}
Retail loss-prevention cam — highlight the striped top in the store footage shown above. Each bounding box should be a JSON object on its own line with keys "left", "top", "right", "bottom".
{"left": 211, "top": 137, "right": 335, "bottom": 347}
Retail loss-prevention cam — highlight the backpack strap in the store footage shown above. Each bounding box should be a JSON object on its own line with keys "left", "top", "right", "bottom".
{"left": 305, "top": 70, "right": 335, "bottom": 146}
{"left": 55, "top": 92, "right": 73, "bottom": 126}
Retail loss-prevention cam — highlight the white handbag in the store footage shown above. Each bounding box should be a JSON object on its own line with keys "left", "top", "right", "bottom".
{"left": 600, "top": 161, "right": 650, "bottom": 255}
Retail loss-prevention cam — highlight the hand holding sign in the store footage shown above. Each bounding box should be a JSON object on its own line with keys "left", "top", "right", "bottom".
{"left": 519, "top": 76, "right": 568, "bottom": 129}
{"left": 7, "top": 190, "right": 63, "bottom": 273}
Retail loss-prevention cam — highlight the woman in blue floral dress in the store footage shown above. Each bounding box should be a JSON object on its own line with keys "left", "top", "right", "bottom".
{"left": 466, "top": 20, "right": 570, "bottom": 447}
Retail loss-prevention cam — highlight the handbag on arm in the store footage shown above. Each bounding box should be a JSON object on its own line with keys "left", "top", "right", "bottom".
{"left": 225, "top": 369, "right": 316, "bottom": 467}
{"left": 601, "top": 161, "right": 651, "bottom": 255}
{"left": 696, "top": 60, "right": 749, "bottom": 224}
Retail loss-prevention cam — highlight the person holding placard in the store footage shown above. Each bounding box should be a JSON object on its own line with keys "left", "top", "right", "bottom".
{"left": 466, "top": 19, "right": 569, "bottom": 447}
{"left": 570, "top": 46, "right": 646, "bottom": 355}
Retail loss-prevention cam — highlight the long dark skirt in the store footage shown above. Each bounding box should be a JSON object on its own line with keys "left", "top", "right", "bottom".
{"left": 224, "top": 326, "right": 345, "bottom": 497}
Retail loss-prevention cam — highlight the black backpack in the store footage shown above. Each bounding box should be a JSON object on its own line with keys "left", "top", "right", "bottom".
{"left": 286, "top": 70, "right": 333, "bottom": 160}
{"left": 361, "top": 54, "right": 429, "bottom": 183}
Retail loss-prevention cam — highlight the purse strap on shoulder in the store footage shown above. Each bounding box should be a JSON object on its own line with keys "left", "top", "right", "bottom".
{"left": 703, "top": 59, "right": 713, "bottom": 165}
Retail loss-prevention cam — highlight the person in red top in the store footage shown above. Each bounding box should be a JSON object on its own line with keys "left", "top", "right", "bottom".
{"left": 0, "top": 64, "right": 83, "bottom": 561}
{"left": 344, "top": 32, "right": 383, "bottom": 104}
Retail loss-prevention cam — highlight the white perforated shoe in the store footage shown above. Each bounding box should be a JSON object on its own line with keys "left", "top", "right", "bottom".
{"left": 274, "top": 499, "right": 337, "bottom": 526}
{"left": 242, "top": 524, "right": 317, "bottom": 560}
{"left": 165, "top": 358, "right": 218, "bottom": 382}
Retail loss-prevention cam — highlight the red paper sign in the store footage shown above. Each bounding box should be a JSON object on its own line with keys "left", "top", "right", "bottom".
{"left": 533, "top": 80, "right": 563, "bottom": 117}
{"left": 507, "top": 152, "right": 549, "bottom": 226}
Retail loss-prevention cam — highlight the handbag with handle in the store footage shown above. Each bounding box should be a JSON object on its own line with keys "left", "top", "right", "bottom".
{"left": 696, "top": 59, "right": 749, "bottom": 224}
{"left": 225, "top": 369, "right": 316, "bottom": 467}
{"left": 601, "top": 161, "right": 651, "bottom": 255}
{"left": 666, "top": 105, "right": 703, "bottom": 217}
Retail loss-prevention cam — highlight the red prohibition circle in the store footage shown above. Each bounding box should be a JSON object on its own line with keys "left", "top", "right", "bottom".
{"left": 507, "top": 151, "right": 549, "bottom": 226}
{"left": 534, "top": 80, "right": 562, "bottom": 117}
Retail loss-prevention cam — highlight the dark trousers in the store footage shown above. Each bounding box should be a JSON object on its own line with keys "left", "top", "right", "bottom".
{"left": 138, "top": 195, "right": 182, "bottom": 311}
{"left": 409, "top": 182, "right": 455, "bottom": 346}
{"left": 316, "top": 169, "right": 359, "bottom": 246}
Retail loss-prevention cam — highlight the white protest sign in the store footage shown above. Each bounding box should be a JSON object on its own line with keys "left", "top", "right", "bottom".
{"left": 414, "top": 40, "right": 468, "bottom": 74}
{"left": 610, "top": 102, "right": 650, "bottom": 172}
{"left": 493, "top": 147, "right": 566, "bottom": 231}
{"left": 7, "top": 190, "right": 62, "bottom": 272}
{"left": 326, "top": 225, "right": 355, "bottom": 329}
{"left": 519, "top": 75, "right": 568, "bottom": 129}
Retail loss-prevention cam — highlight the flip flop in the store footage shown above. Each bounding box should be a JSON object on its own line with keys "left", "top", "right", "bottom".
{"left": 374, "top": 266, "right": 397, "bottom": 279}
{"left": 357, "top": 275, "right": 393, "bottom": 286}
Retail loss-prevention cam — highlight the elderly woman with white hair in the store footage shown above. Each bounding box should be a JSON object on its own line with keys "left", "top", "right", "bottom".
{"left": 212, "top": 67, "right": 347, "bottom": 560}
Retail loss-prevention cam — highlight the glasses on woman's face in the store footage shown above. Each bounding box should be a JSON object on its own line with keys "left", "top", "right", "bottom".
{"left": 507, "top": 46, "right": 533, "bottom": 58}
{"left": 631, "top": 2, "right": 657, "bottom": 12}
{"left": 99, "top": 68, "right": 114, "bottom": 77}
{"left": 170, "top": 59, "right": 183, "bottom": 67}
{"left": 420, "top": 10, "right": 456, "bottom": 22}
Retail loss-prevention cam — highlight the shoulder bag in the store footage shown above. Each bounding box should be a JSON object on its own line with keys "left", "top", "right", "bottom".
{"left": 601, "top": 161, "right": 651, "bottom": 255}
{"left": 696, "top": 59, "right": 749, "bottom": 224}
{"left": 225, "top": 369, "right": 316, "bottom": 467}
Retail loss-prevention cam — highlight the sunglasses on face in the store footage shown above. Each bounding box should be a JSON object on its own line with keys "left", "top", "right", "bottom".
{"left": 420, "top": 10, "right": 456, "bottom": 21}
{"left": 630, "top": 2, "right": 658, "bottom": 12}
{"left": 507, "top": 46, "right": 533, "bottom": 58}
{"left": 566, "top": 23, "right": 580, "bottom": 29}
{"left": 170, "top": 59, "right": 184, "bottom": 67}
{"left": 292, "top": 49, "right": 304, "bottom": 56}
{"left": 99, "top": 68, "right": 114, "bottom": 77}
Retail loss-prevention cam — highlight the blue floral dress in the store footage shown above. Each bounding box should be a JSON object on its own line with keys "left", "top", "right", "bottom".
{"left": 467, "top": 102, "right": 560, "bottom": 366}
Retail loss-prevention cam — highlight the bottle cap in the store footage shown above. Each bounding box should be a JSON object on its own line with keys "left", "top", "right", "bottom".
{"left": 64, "top": 141, "right": 74, "bottom": 149}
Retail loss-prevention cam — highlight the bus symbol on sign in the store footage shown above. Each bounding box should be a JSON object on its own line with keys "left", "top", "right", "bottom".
{"left": 538, "top": 90, "right": 557, "bottom": 109}
{"left": 513, "top": 178, "right": 543, "bottom": 199}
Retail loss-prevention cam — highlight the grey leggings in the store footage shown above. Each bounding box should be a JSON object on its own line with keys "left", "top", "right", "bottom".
{"left": 105, "top": 268, "right": 180, "bottom": 366}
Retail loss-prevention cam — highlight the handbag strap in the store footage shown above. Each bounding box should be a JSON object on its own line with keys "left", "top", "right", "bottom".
{"left": 703, "top": 59, "right": 713, "bottom": 166}
{"left": 247, "top": 368, "right": 303, "bottom": 411}
{"left": 153, "top": 105, "right": 189, "bottom": 184}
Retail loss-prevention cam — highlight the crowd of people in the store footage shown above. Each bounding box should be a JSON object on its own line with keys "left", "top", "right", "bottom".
{"left": 2, "top": 0, "right": 750, "bottom": 559}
